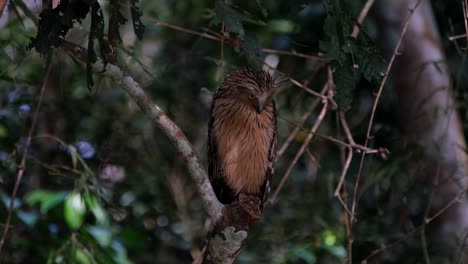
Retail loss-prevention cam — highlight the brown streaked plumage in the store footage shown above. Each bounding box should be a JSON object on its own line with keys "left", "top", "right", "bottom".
{"left": 208, "top": 67, "right": 278, "bottom": 206}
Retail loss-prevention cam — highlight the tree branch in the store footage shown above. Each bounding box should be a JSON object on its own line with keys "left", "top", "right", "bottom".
{"left": 351, "top": 0, "right": 375, "bottom": 38}
{"left": 0, "top": 53, "right": 53, "bottom": 255}
{"left": 58, "top": 39, "right": 224, "bottom": 222}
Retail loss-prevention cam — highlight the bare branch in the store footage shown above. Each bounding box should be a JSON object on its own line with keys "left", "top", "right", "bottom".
{"left": 361, "top": 227, "right": 423, "bottom": 263}
{"left": 354, "top": 0, "right": 422, "bottom": 217}
{"left": 425, "top": 184, "right": 468, "bottom": 223}
{"left": 149, "top": 17, "right": 331, "bottom": 101}
{"left": 0, "top": 54, "right": 53, "bottom": 254}
{"left": 365, "top": 0, "right": 422, "bottom": 144}
{"left": 349, "top": 2, "right": 422, "bottom": 261}
{"left": 351, "top": 0, "right": 376, "bottom": 38}
{"left": 261, "top": 48, "right": 329, "bottom": 62}
{"left": 361, "top": 181, "right": 468, "bottom": 262}
{"left": 148, "top": 17, "right": 221, "bottom": 41}
{"left": 269, "top": 86, "right": 330, "bottom": 204}
{"left": 448, "top": 33, "right": 467, "bottom": 41}
{"left": 149, "top": 17, "right": 330, "bottom": 63}
{"left": 105, "top": 63, "right": 224, "bottom": 220}
{"left": 59, "top": 40, "right": 224, "bottom": 222}
{"left": 334, "top": 149, "right": 354, "bottom": 218}
{"left": 463, "top": 0, "right": 468, "bottom": 44}
{"left": 277, "top": 85, "right": 328, "bottom": 159}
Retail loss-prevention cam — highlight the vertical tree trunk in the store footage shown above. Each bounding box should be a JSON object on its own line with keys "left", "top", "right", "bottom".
{"left": 376, "top": 0, "right": 468, "bottom": 261}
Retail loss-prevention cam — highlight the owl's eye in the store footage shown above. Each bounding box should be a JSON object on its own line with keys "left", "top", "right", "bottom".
{"left": 248, "top": 94, "right": 256, "bottom": 100}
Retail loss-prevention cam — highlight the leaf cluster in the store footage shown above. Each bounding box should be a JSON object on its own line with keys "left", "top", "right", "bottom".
{"left": 27, "top": 0, "right": 145, "bottom": 91}
{"left": 211, "top": 0, "right": 262, "bottom": 69}
{"left": 319, "top": 1, "right": 386, "bottom": 110}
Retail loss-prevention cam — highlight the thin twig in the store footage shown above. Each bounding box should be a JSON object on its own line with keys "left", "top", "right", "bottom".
{"left": 421, "top": 165, "right": 438, "bottom": 264}
{"left": 150, "top": 17, "right": 330, "bottom": 100}
{"left": 361, "top": 226, "right": 423, "bottom": 263}
{"left": 339, "top": 111, "right": 357, "bottom": 146}
{"left": 305, "top": 147, "right": 320, "bottom": 168}
{"left": 456, "top": 232, "right": 468, "bottom": 264}
{"left": 0, "top": 54, "right": 53, "bottom": 254}
{"left": 158, "top": 22, "right": 328, "bottom": 62}
{"left": 279, "top": 117, "right": 383, "bottom": 155}
{"left": 269, "top": 89, "right": 329, "bottom": 204}
{"left": 351, "top": 0, "right": 375, "bottom": 38}
{"left": 353, "top": 3, "right": 422, "bottom": 261}
{"left": 149, "top": 17, "right": 221, "bottom": 41}
{"left": 262, "top": 62, "right": 327, "bottom": 99}
{"left": 448, "top": 33, "right": 467, "bottom": 41}
{"left": 361, "top": 180, "right": 467, "bottom": 262}
{"left": 353, "top": 0, "right": 422, "bottom": 225}
{"left": 463, "top": 0, "right": 468, "bottom": 44}
{"left": 338, "top": 112, "right": 358, "bottom": 262}
{"left": 287, "top": 77, "right": 326, "bottom": 100}
{"left": 343, "top": 187, "right": 353, "bottom": 264}
{"left": 334, "top": 149, "right": 354, "bottom": 217}
{"left": 277, "top": 85, "right": 328, "bottom": 159}
{"left": 261, "top": 48, "right": 329, "bottom": 62}
{"left": 334, "top": 148, "right": 353, "bottom": 197}
{"left": 341, "top": 111, "right": 361, "bottom": 221}
{"left": 364, "top": 0, "right": 422, "bottom": 143}
{"left": 424, "top": 184, "right": 468, "bottom": 223}
{"left": 58, "top": 39, "right": 224, "bottom": 221}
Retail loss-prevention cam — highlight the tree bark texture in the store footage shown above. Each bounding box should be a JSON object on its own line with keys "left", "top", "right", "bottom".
{"left": 376, "top": 0, "right": 468, "bottom": 261}
{"left": 199, "top": 194, "right": 262, "bottom": 264}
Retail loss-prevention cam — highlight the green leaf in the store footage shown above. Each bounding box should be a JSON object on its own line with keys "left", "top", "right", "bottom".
{"left": 68, "top": 145, "right": 79, "bottom": 169}
{"left": 241, "top": 32, "right": 261, "bottom": 69}
{"left": 87, "top": 226, "right": 112, "bottom": 247}
{"left": 213, "top": 0, "right": 244, "bottom": 38}
{"left": 347, "top": 37, "right": 386, "bottom": 83}
{"left": 293, "top": 246, "right": 316, "bottom": 264}
{"left": 319, "top": 40, "right": 345, "bottom": 64}
{"left": 85, "top": 194, "right": 109, "bottom": 225}
{"left": 75, "top": 249, "right": 92, "bottom": 264}
{"left": 333, "top": 61, "right": 356, "bottom": 110}
{"left": 268, "top": 19, "right": 295, "bottom": 33}
{"left": 25, "top": 190, "right": 68, "bottom": 214}
{"left": 0, "top": 124, "right": 7, "bottom": 138}
{"left": 320, "top": 3, "right": 352, "bottom": 63}
{"left": 320, "top": 1, "right": 386, "bottom": 110}
{"left": 64, "top": 192, "right": 86, "bottom": 230}
{"left": 325, "top": 245, "right": 346, "bottom": 258}
{"left": 122, "top": 228, "right": 144, "bottom": 251}
{"left": 256, "top": 0, "right": 268, "bottom": 17}
{"left": 16, "top": 210, "right": 39, "bottom": 226}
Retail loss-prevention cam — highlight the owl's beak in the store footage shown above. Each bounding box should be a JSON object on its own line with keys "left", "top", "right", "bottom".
{"left": 255, "top": 99, "right": 265, "bottom": 114}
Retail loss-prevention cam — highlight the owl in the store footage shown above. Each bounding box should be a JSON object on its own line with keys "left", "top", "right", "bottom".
{"left": 208, "top": 67, "right": 278, "bottom": 207}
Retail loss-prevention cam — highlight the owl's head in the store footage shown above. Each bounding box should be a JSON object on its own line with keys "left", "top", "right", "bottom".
{"left": 220, "top": 67, "right": 286, "bottom": 114}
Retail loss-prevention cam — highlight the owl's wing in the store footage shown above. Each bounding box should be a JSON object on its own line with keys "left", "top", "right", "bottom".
{"left": 208, "top": 112, "right": 237, "bottom": 204}
{"left": 261, "top": 100, "right": 277, "bottom": 205}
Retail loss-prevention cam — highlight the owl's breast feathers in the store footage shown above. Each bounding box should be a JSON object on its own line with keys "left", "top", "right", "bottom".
{"left": 208, "top": 98, "right": 277, "bottom": 204}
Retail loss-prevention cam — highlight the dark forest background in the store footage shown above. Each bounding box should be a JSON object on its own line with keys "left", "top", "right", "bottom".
{"left": 0, "top": 0, "right": 467, "bottom": 263}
